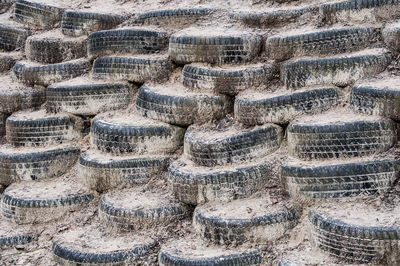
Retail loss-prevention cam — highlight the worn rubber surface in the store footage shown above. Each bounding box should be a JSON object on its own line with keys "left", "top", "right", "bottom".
{"left": 0, "top": 232, "right": 35, "bottom": 249}
{"left": 169, "top": 29, "right": 262, "bottom": 64}
{"left": 282, "top": 158, "right": 398, "bottom": 198}
{"left": 0, "top": 0, "right": 13, "bottom": 15}
{"left": 14, "top": 0, "right": 65, "bottom": 28}
{"left": 92, "top": 55, "right": 172, "bottom": 83}
{"left": 62, "top": 10, "right": 126, "bottom": 37}
{"left": 0, "top": 81, "right": 44, "bottom": 114}
{"left": 79, "top": 150, "right": 170, "bottom": 192}
{"left": 383, "top": 23, "right": 400, "bottom": 52}
{"left": 88, "top": 28, "right": 169, "bottom": 59}
{"left": 266, "top": 26, "right": 374, "bottom": 61}
{"left": 0, "top": 144, "right": 80, "bottom": 185}
{"left": 168, "top": 159, "right": 271, "bottom": 205}
{"left": 136, "top": 84, "right": 232, "bottom": 126}
{"left": 0, "top": 24, "right": 30, "bottom": 51}
{"left": 0, "top": 53, "right": 18, "bottom": 72}
{"left": 0, "top": 219, "right": 36, "bottom": 249}
{"left": 184, "top": 124, "right": 282, "bottom": 166}
{"left": 235, "top": 87, "right": 340, "bottom": 125}
{"left": 0, "top": 113, "right": 6, "bottom": 135}
{"left": 281, "top": 49, "right": 391, "bottom": 88}
{"left": 182, "top": 63, "right": 276, "bottom": 96}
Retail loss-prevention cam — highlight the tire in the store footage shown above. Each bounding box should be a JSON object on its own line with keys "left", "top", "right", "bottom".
{"left": 0, "top": 0, "right": 13, "bottom": 15}
{"left": 46, "top": 79, "right": 134, "bottom": 115}
{"left": 136, "top": 84, "right": 232, "bottom": 126}
{"left": 1, "top": 179, "right": 93, "bottom": 224}
{"left": 0, "top": 24, "right": 30, "bottom": 51}
{"left": 182, "top": 63, "right": 277, "bottom": 96}
{"left": 159, "top": 237, "right": 262, "bottom": 266}
{"left": 383, "top": 23, "right": 400, "bottom": 53}
{"left": 5, "top": 110, "right": 81, "bottom": 147}
{"left": 90, "top": 113, "right": 185, "bottom": 155}
{"left": 13, "top": 59, "right": 90, "bottom": 86}
{"left": 88, "top": 28, "right": 169, "bottom": 59}
{"left": 281, "top": 49, "right": 391, "bottom": 88}
{"left": 25, "top": 32, "right": 87, "bottom": 64}
{"left": 168, "top": 30, "right": 262, "bottom": 64}
{"left": 92, "top": 55, "right": 172, "bottom": 83}
{"left": 0, "top": 113, "right": 6, "bottom": 136}
{"left": 0, "top": 52, "right": 19, "bottom": 72}
{"left": 61, "top": 10, "right": 126, "bottom": 37}
{"left": 287, "top": 113, "right": 396, "bottom": 160}
{"left": 78, "top": 150, "right": 170, "bottom": 192}
{"left": 184, "top": 124, "right": 282, "bottom": 167}
{"left": 193, "top": 197, "right": 299, "bottom": 246}
{"left": 266, "top": 26, "right": 375, "bottom": 61}
{"left": 0, "top": 220, "right": 35, "bottom": 249}
{"left": 282, "top": 158, "right": 398, "bottom": 199}
{"left": 235, "top": 87, "right": 340, "bottom": 126}
{"left": 99, "top": 187, "right": 188, "bottom": 232}
{"left": 0, "top": 144, "right": 80, "bottom": 185}
{"left": 168, "top": 158, "right": 271, "bottom": 205}
{"left": 14, "top": 0, "right": 65, "bottom": 28}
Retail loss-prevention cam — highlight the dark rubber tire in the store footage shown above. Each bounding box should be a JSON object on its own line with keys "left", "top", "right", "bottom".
{"left": 0, "top": 233, "right": 35, "bottom": 249}
{"left": 0, "top": 52, "right": 19, "bottom": 72}
{"left": 383, "top": 23, "right": 400, "bottom": 53}
{"left": 13, "top": 0, "right": 64, "bottom": 28}
{"left": 0, "top": 219, "right": 36, "bottom": 249}
{"left": 0, "top": 113, "right": 6, "bottom": 136}
{"left": 0, "top": 24, "right": 30, "bottom": 51}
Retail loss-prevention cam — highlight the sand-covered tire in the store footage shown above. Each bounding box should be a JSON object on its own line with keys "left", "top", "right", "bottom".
{"left": 182, "top": 63, "right": 276, "bottom": 96}
{"left": 0, "top": 113, "right": 6, "bottom": 135}
{"left": 88, "top": 28, "right": 169, "bottom": 59}
{"left": 99, "top": 187, "right": 188, "bottom": 232}
{"left": 0, "top": 24, "right": 30, "bottom": 51}
{"left": 168, "top": 158, "right": 271, "bottom": 205}
{"left": 25, "top": 31, "right": 87, "bottom": 64}
{"left": 1, "top": 179, "right": 93, "bottom": 224}
{"left": 0, "top": 220, "right": 36, "bottom": 249}
{"left": 184, "top": 124, "right": 282, "bottom": 167}
{"left": 13, "top": 59, "right": 90, "bottom": 86}
{"left": 383, "top": 22, "right": 400, "bottom": 53}
{"left": 90, "top": 113, "right": 185, "bottom": 155}
{"left": 266, "top": 26, "right": 375, "bottom": 61}
{"left": 0, "top": 52, "right": 19, "bottom": 72}
{"left": 159, "top": 237, "right": 262, "bottom": 266}
{"left": 287, "top": 111, "right": 396, "bottom": 160}
{"left": 281, "top": 49, "right": 391, "bottom": 88}
{"left": 0, "top": 0, "right": 13, "bottom": 14}
{"left": 61, "top": 10, "right": 126, "bottom": 37}
{"left": 282, "top": 158, "right": 398, "bottom": 199}
{"left": 78, "top": 150, "right": 170, "bottom": 192}
{"left": 13, "top": 0, "right": 65, "bottom": 28}
{"left": 136, "top": 84, "right": 232, "bottom": 126}
{"left": 0, "top": 144, "right": 80, "bottom": 185}
{"left": 5, "top": 110, "right": 81, "bottom": 147}
{"left": 194, "top": 197, "right": 299, "bottom": 246}
{"left": 235, "top": 87, "right": 340, "bottom": 126}
{"left": 92, "top": 55, "right": 172, "bottom": 83}
{"left": 309, "top": 203, "right": 400, "bottom": 263}
{"left": 135, "top": 8, "right": 213, "bottom": 29}
{"left": 168, "top": 28, "right": 262, "bottom": 64}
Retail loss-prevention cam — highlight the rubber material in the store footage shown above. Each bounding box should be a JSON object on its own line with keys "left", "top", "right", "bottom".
{"left": 0, "top": 24, "right": 30, "bottom": 51}
{"left": 0, "top": 85, "right": 44, "bottom": 114}
{"left": 14, "top": 0, "right": 64, "bottom": 28}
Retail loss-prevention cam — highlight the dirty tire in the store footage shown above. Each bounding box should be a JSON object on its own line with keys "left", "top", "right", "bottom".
{"left": 282, "top": 158, "right": 398, "bottom": 198}
{"left": 168, "top": 31, "right": 262, "bottom": 64}
{"left": 235, "top": 87, "right": 340, "bottom": 126}
{"left": 46, "top": 81, "right": 133, "bottom": 115}
{"left": 266, "top": 26, "right": 374, "bottom": 61}
{"left": 383, "top": 23, "right": 400, "bottom": 53}
{"left": 184, "top": 124, "right": 282, "bottom": 166}
{"left": 0, "top": 53, "right": 18, "bottom": 72}
{"left": 136, "top": 84, "right": 232, "bottom": 126}
{"left": 0, "top": 85, "right": 44, "bottom": 114}
{"left": 0, "top": 144, "right": 80, "bottom": 185}
{"left": 0, "top": 24, "right": 30, "bottom": 51}
{"left": 0, "top": 233, "right": 35, "bottom": 249}
{"left": 14, "top": 0, "right": 64, "bottom": 28}
{"left": 0, "top": 0, "right": 13, "bottom": 15}
{"left": 168, "top": 159, "right": 271, "bottom": 205}
{"left": 182, "top": 63, "right": 276, "bottom": 96}
{"left": 79, "top": 150, "right": 170, "bottom": 192}
{"left": 92, "top": 55, "right": 172, "bottom": 83}
{"left": 88, "top": 28, "right": 169, "bottom": 59}
{"left": 61, "top": 10, "right": 126, "bottom": 37}
{"left": 0, "top": 113, "right": 6, "bottom": 135}
{"left": 281, "top": 49, "right": 391, "bottom": 88}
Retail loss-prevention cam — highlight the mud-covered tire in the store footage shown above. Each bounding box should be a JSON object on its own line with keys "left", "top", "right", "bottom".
{"left": 88, "top": 28, "right": 169, "bottom": 59}
{"left": 182, "top": 63, "right": 276, "bottom": 96}
{"left": 281, "top": 49, "right": 391, "bottom": 88}
{"left": 235, "top": 87, "right": 340, "bottom": 126}
{"left": 266, "top": 26, "right": 374, "bottom": 61}
{"left": 184, "top": 124, "right": 282, "bottom": 167}
{"left": 0, "top": 24, "right": 30, "bottom": 51}
{"left": 13, "top": 59, "right": 90, "bottom": 86}
{"left": 79, "top": 150, "right": 170, "bottom": 192}
{"left": 92, "top": 55, "right": 172, "bottom": 83}
{"left": 90, "top": 113, "right": 185, "bottom": 155}
{"left": 282, "top": 158, "right": 398, "bottom": 199}
{"left": 99, "top": 187, "right": 188, "bottom": 232}
{"left": 1, "top": 179, "right": 93, "bottom": 224}
{"left": 0, "top": 144, "right": 80, "bottom": 185}
{"left": 383, "top": 22, "right": 400, "bottom": 52}
{"left": 287, "top": 113, "right": 396, "bottom": 160}
{"left": 0, "top": 53, "right": 19, "bottom": 72}
{"left": 136, "top": 84, "right": 232, "bottom": 126}
{"left": 61, "top": 10, "right": 126, "bottom": 37}
{"left": 168, "top": 29, "right": 262, "bottom": 64}
{"left": 193, "top": 197, "right": 299, "bottom": 246}
{"left": 13, "top": 0, "right": 65, "bottom": 28}
{"left": 168, "top": 159, "right": 271, "bottom": 205}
